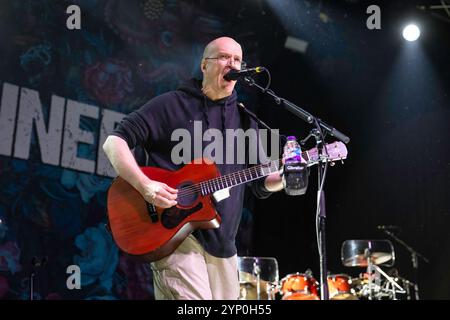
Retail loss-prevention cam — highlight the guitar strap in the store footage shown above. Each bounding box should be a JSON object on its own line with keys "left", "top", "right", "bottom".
{"left": 237, "top": 101, "right": 252, "bottom": 166}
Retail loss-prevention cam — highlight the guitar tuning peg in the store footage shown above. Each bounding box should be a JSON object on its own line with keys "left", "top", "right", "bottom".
{"left": 330, "top": 162, "right": 336, "bottom": 167}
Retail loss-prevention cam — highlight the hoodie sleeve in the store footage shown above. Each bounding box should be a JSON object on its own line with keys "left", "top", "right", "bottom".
{"left": 111, "top": 92, "right": 175, "bottom": 149}
{"left": 249, "top": 175, "right": 273, "bottom": 199}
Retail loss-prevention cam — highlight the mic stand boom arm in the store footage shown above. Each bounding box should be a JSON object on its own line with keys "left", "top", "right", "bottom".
{"left": 241, "top": 77, "right": 350, "bottom": 144}
{"left": 382, "top": 229, "right": 429, "bottom": 299}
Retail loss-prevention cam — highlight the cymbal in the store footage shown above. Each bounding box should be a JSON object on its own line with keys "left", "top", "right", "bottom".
{"left": 239, "top": 271, "right": 270, "bottom": 286}
{"left": 344, "top": 252, "right": 393, "bottom": 267}
{"left": 341, "top": 240, "right": 395, "bottom": 267}
{"left": 239, "top": 282, "right": 270, "bottom": 300}
{"left": 238, "top": 271, "right": 281, "bottom": 300}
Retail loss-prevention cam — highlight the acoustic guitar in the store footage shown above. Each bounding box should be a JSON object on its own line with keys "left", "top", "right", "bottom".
{"left": 107, "top": 141, "right": 347, "bottom": 262}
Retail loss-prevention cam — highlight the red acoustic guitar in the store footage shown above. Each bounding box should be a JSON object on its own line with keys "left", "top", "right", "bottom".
{"left": 107, "top": 141, "right": 347, "bottom": 262}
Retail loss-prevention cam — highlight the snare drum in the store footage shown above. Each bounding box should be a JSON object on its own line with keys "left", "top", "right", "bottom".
{"left": 327, "top": 274, "right": 358, "bottom": 300}
{"left": 280, "top": 273, "right": 319, "bottom": 300}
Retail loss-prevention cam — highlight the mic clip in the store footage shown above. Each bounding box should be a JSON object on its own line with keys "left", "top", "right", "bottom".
{"left": 299, "top": 129, "right": 320, "bottom": 146}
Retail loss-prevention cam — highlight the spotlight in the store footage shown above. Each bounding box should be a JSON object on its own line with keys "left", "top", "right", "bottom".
{"left": 402, "top": 24, "right": 421, "bottom": 41}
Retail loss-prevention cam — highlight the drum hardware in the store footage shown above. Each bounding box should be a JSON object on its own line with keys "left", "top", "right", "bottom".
{"left": 341, "top": 239, "right": 409, "bottom": 300}
{"left": 238, "top": 237, "right": 418, "bottom": 301}
{"left": 366, "top": 256, "right": 406, "bottom": 300}
{"left": 379, "top": 226, "right": 429, "bottom": 300}
{"left": 396, "top": 277, "right": 417, "bottom": 300}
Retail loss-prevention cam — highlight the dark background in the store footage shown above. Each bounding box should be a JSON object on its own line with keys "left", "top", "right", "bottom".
{"left": 248, "top": 0, "right": 450, "bottom": 300}
{"left": 0, "top": 0, "right": 448, "bottom": 299}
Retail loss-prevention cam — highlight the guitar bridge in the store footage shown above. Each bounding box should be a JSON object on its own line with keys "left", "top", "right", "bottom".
{"left": 146, "top": 202, "right": 159, "bottom": 223}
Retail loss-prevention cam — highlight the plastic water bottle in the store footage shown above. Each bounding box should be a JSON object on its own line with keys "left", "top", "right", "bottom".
{"left": 283, "top": 136, "right": 309, "bottom": 195}
{"left": 283, "top": 136, "right": 303, "bottom": 163}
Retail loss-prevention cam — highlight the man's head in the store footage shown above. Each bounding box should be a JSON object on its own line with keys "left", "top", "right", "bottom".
{"left": 200, "top": 37, "right": 243, "bottom": 100}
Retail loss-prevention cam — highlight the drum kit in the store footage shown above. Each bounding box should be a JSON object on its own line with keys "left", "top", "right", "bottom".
{"left": 238, "top": 239, "right": 416, "bottom": 300}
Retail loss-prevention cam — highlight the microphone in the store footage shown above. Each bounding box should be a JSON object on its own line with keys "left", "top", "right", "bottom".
{"left": 223, "top": 66, "right": 266, "bottom": 81}
{"left": 377, "top": 225, "right": 401, "bottom": 232}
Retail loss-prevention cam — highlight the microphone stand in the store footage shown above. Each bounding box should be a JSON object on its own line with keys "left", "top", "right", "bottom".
{"left": 240, "top": 76, "right": 350, "bottom": 300}
{"left": 381, "top": 229, "right": 429, "bottom": 299}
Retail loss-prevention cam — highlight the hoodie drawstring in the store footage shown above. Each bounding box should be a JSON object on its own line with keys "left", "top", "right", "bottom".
{"left": 202, "top": 95, "right": 210, "bottom": 129}
{"left": 202, "top": 95, "right": 229, "bottom": 134}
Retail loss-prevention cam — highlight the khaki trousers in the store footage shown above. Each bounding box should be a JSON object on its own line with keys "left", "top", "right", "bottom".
{"left": 150, "top": 234, "right": 240, "bottom": 300}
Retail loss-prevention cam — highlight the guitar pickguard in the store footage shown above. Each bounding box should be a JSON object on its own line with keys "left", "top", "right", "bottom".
{"left": 161, "top": 202, "right": 204, "bottom": 229}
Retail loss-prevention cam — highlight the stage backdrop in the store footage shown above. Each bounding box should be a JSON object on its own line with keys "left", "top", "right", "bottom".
{"left": 0, "top": 0, "right": 268, "bottom": 299}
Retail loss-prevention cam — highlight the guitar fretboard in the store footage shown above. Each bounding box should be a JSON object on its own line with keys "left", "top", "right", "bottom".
{"left": 199, "top": 150, "right": 312, "bottom": 195}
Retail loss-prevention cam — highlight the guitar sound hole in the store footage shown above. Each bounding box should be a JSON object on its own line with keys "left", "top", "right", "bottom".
{"left": 176, "top": 181, "right": 199, "bottom": 207}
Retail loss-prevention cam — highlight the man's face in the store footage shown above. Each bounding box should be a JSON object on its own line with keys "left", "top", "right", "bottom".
{"left": 201, "top": 39, "right": 243, "bottom": 97}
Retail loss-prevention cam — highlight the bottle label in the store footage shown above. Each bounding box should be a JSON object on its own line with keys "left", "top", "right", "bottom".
{"left": 284, "top": 139, "right": 301, "bottom": 161}
{"left": 284, "top": 147, "right": 302, "bottom": 162}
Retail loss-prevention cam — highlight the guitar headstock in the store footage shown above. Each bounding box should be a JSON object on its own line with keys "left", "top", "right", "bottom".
{"left": 306, "top": 141, "right": 348, "bottom": 166}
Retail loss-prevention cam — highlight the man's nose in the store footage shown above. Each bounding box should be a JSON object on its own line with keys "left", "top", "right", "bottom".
{"left": 227, "top": 59, "right": 240, "bottom": 70}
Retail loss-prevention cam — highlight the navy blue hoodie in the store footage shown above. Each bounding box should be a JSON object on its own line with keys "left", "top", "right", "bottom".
{"left": 111, "top": 78, "right": 271, "bottom": 258}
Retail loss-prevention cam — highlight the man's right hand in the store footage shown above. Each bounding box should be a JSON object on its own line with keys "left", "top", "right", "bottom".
{"left": 140, "top": 180, "right": 178, "bottom": 208}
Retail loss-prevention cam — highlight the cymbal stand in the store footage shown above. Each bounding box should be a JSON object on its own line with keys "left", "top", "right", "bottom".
{"left": 365, "top": 248, "right": 374, "bottom": 300}
{"left": 373, "top": 264, "right": 405, "bottom": 300}
{"left": 253, "top": 258, "right": 261, "bottom": 300}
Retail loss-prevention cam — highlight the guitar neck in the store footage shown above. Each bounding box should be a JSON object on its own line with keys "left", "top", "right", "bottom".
{"left": 199, "top": 149, "right": 314, "bottom": 196}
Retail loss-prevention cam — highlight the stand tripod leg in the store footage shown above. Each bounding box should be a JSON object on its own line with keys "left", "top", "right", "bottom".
{"left": 30, "top": 272, "right": 35, "bottom": 300}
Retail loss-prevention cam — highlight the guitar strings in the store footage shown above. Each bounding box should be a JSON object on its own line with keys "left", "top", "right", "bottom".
{"left": 174, "top": 145, "right": 342, "bottom": 199}
{"left": 175, "top": 160, "right": 280, "bottom": 198}
{"left": 175, "top": 159, "right": 284, "bottom": 199}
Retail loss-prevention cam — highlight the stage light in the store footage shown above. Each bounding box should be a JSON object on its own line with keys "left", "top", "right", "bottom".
{"left": 285, "top": 35, "right": 309, "bottom": 53}
{"left": 402, "top": 24, "right": 421, "bottom": 41}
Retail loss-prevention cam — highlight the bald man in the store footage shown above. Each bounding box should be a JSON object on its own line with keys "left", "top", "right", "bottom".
{"left": 103, "top": 37, "right": 284, "bottom": 300}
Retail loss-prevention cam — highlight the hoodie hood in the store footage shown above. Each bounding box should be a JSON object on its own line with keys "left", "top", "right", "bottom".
{"left": 177, "top": 78, "right": 238, "bottom": 106}
{"left": 177, "top": 78, "right": 238, "bottom": 130}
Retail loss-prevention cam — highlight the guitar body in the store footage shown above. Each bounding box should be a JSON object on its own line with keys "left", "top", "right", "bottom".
{"left": 107, "top": 160, "right": 222, "bottom": 263}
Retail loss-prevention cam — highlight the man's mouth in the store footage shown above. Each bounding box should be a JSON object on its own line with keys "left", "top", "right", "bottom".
{"left": 222, "top": 68, "right": 237, "bottom": 82}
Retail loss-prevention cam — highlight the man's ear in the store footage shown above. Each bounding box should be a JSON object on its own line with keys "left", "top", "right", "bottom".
{"left": 201, "top": 60, "right": 207, "bottom": 72}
